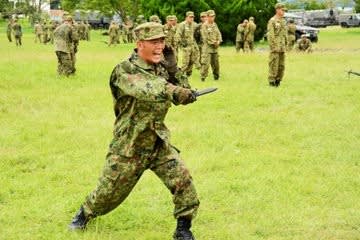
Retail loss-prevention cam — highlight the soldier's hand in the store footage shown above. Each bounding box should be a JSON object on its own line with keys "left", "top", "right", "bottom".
{"left": 176, "top": 88, "right": 196, "bottom": 105}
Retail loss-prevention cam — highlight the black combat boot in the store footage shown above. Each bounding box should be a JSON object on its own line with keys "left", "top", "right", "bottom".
{"left": 275, "top": 79, "right": 281, "bottom": 87}
{"left": 269, "top": 81, "right": 276, "bottom": 87}
{"left": 173, "top": 217, "right": 195, "bottom": 240}
{"left": 68, "top": 206, "right": 90, "bottom": 230}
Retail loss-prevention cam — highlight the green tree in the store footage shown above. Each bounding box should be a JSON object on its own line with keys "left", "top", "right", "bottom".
{"left": 0, "top": 0, "right": 12, "bottom": 18}
{"left": 355, "top": 0, "right": 360, "bottom": 12}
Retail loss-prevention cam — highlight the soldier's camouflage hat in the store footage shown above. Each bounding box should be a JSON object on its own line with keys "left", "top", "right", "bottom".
{"left": 275, "top": 3, "right": 286, "bottom": 9}
{"left": 166, "top": 15, "right": 176, "bottom": 21}
{"left": 207, "top": 10, "right": 216, "bottom": 16}
{"left": 149, "top": 15, "right": 160, "bottom": 23}
{"left": 134, "top": 22, "right": 165, "bottom": 41}
{"left": 64, "top": 15, "right": 73, "bottom": 22}
{"left": 249, "top": 16, "right": 254, "bottom": 21}
{"left": 200, "top": 12, "right": 207, "bottom": 17}
{"left": 186, "top": 11, "right": 194, "bottom": 17}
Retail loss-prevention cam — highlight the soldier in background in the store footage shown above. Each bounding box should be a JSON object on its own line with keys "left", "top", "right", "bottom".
{"left": 43, "top": 22, "right": 49, "bottom": 44}
{"left": 287, "top": 19, "right": 296, "bottom": 51}
{"left": 108, "top": 21, "right": 119, "bottom": 47}
{"left": 149, "top": 15, "right": 161, "bottom": 24}
{"left": 124, "top": 16, "right": 134, "bottom": 43}
{"left": 12, "top": 19, "right": 22, "bottom": 46}
{"left": 48, "top": 21, "right": 57, "bottom": 44}
{"left": 163, "top": 15, "right": 180, "bottom": 83}
{"left": 84, "top": 21, "right": 91, "bottom": 41}
{"left": 7, "top": 19, "right": 13, "bottom": 42}
{"left": 78, "top": 21, "right": 86, "bottom": 40}
{"left": 200, "top": 10, "right": 222, "bottom": 81}
{"left": 54, "top": 16, "right": 79, "bottom": 76}
{"left": 68, "top": 22, "right": 199, "bottom": 240}
{"left": 296, "top": 34, "right": 312, "bottom": 53}
{"left": 267, "top": 3, "right": 287, "bottom": 87}
{"left": 175, "top": 11, "right": 199, "bottom": 77}
{"left": 195, "top": 12, "right": 207, "bottom": 70}
{"left": 244, "top": 16, "right": 256, "bottom": 52}
{"left": 34, "top": 21, "right": 43, "bottom": 43}
{"left": 235, "top": 19, "right": 247, "bottom": 53}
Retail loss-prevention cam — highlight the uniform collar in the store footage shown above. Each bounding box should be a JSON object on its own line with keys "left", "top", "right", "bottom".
{"left": 130, "top": 50, "right": 156, "bottom": 71}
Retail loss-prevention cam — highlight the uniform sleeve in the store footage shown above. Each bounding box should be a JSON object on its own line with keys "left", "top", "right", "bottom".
{"left": 110, "top": 63, "right": 174, "bottom": 102}
{"left": 267, "top": 19, "right": 276, "bottom": 51}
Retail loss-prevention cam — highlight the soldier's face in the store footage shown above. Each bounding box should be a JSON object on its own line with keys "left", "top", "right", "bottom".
{"left": 200, "top": 16, "right": 207, "bottom": 23}
{"left": 276, "top": 8, "right": 285, "bottom": 17}
{"left": 137, "top": 38, "right": 165, "bottom": 64}
{"left": 186, "top": 16, "right": 194, "bottom": 23}
{"left": 208, "top": 16, "right": 215, "bottom": 23}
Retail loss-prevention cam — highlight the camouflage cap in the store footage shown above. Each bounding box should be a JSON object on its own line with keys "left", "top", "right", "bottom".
{"left": 249, "top": 16, "right": 254, "bottom": 21}
{"left": 207, "top": 10, "right": 216, "bottom": 16}
{"left": 186, "top": 11, "right": 194, "bottom": 17}
{"left": 134, "top": 22, "right": 166, "bottom": 41}
{"left": 275, "top": 3, "right": 286, "bottom": 9}
{"left": 64, "top": 15, "right": 73, "bottom": 22}
{"left": 166, "top": 15, "right": 176, "bottom": 21}
{"left": 200, "top": 12, "right": 207, "bottom": 17}
{"left": 149, "top": 15, "right": 160, "bottom": 23}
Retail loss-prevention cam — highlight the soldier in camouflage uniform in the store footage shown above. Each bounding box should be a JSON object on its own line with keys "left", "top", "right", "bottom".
{"left": 287, "top": 19, "right": 296, "bottom": 51}
{"left": 34, "top": 21, "right": 43, "bottom": 43}
{"left": 244, "top": 16, "right": 256, "bottom": 52}
{"left": 195, "top": 12, "right": 207, "bottom": 70}
{"left": 54, "top": 16, "right": 79, "bottom": 76}
{"left": 69, "top": 22, "right": 199, "bottom": 240}
{"left": 235, "top": 19, "right": 248, "bottom": 53}
{"left": 296, "top": 34, "right": 312, "bottom": 53}
{"left": 163, "top": 15, "right": 178, "bottom": 65}
{"left": 267, "top": 3, "right": 287, "bottom": 87}
{"left": 12, "top": 19, "right": 22, "bottom": 46}
{"left": 108, "top": 21, "right": 119, "bottom": 47}
{"left": 175, "top": 11, "right": 199, "bottom": 77}
{"left": 84, "top": 21, "right": 91, "bottom": 41}
{"left": 42, "top": 22, "right": 49, "bottom": 44}
{"left": 149, "top": 15, "right": 161, "bottom": 24}
{"left": 49, "top": 21, "right": 57, "bottom": 44}
{"left": 7, "top": 19, "right": 13, "bottom": 42}
{"left": 124, "top": 16, "right": 134, "bottom": 43}
{"left": 200, "top": 10, "right": 222, "bottom": 81}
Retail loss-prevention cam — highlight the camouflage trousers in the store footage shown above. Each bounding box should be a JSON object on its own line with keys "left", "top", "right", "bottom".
{"left": 14, "top": 36, "right": 22, "bottom": 46}
{"left": 235, "top": 41, "right": 244, "bottom": 52}
{"left": 35, "top": 33, "right": 42, "bottom": 43}
{"left": 83, "top": 138, "right": 200, "bottom": 220}
{"left": 287, "top": 35, "right": 296, "bottom": 51}
{"left": 43, "top": 33, "right": 48, "bottom": 44}
{"left": 109, "top": 35, "right": 117, "bottom": 46}
{"left": 180, "top": 44, "right": 199, "bottom": 77}
{"left": 56, "top": 51, "right": 75, "bottom": 76}
{"left": 268, "top": 52, "right": 285, "bottom": 83}
{"left": 7, "top": 31, "right": 12, "bottom": 42}
{"left": 200, "top": 50, "right": 220, "bottom": 81}
{"left": 244, "top": 40, "right": 254, "bottom": 52}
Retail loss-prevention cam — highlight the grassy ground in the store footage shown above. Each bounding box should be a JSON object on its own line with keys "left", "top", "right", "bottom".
{"left": 0, "top": 23, "right": 360, "bottom": 239}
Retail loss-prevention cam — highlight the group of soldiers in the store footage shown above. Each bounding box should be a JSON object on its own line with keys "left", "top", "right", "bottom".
{"left": 286, "top": 19, "right": 312, "bottom": 52}
{"left": 107, "top": 16, "right": 142, "bottom": 46}
{"left": 6, "top": 18, "right": 23, "bottom": 46}
{"left": 236, "top": 16, "right": 257, "bottom": 52}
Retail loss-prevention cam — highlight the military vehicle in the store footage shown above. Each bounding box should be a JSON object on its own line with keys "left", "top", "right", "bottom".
{"left": 339, "top": 13, "right": 360, "bottom": 28}
{"left": 74, "top": 10, "right": 111, "bottom": 29}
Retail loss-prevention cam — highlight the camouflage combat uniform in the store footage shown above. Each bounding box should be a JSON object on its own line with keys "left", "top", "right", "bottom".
{"left": 81, "top": 49, "right": 199, "bottom": 221}
{"left": 34, "top": 22, "right": 43, "bottom": 43}
{"left": 287, "top": 22, "right": 296, "bottom": 51}
{"left": 49, "top": 21, "right": 57, "bottom": 44}
{"left": 108, "top": 22, "right": 119, "bottom": 46}
{"left": 296, "top": 37, "right": 312, "bottom": 53}
{"left": 267, "top": 14, "right": 287, "bottom": 85}
{"left": 235, "top": 22, "right": 245, "bottom": 52}
{"left": 163, "top": 16, "right": 179, "bottom": 82}
{"left": 7, "top": 20, "right": 12, "bottom": 42}
{"left": 54, "top": 19, "right": 79, "bottom": 76}
{"left": 244, "top": 18, "right": 256, "bottom": 52}
{"left": 42, "top": 23, "right": 49, "bottom": 44}
{"left": 175, "top": 12, "right": 199, "bottom": 77}
{"left": 200, "top": 10, "right": 222, "bottom": 81}
{"left": 12, "top": 21, "right": 22, "bottom": 46}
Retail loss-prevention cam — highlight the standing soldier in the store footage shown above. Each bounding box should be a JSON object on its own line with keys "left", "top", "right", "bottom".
{"left": 200, "top": 10, "right": 222, "bottom": 81}
{"left": 48, "top": 21, "right": 57, "bottom": 44}
{"left": 175, "top": 11, "right": 199, "bottom": 77}
{"left": 7, "top": 19, "right": 13, "bottom": 42}
{"left": 78, "top": 21, "right": 86, "bottom": 40}
{"left": 54, "top": 16, "right": 79, "bottom": 76}
{"left": 68, "top": 22, "right": 199, "bottom": 240}
{"left": 43, "top": 22, "right": 49, "bottom": 44}
{"left": 12, "top": 19, "right": 22, "bottom": 46}
{"left": 34, "top": 21, "right": 43, "bottom": 43}
{"left": 194, "top": 12, "right": 207, "bottom": 70}
{"left": 244, "top": 16, "right": 256, "bottom": 52}
{"left": 84, "top": 21, "right": 91, "bottom": 41}
{"left": 235, "top": 19, "right": 247, "bottom": 53}
{"left": 267, "top": 3, "right": 287, "bottom": 87}
{"left": 296, "top": 34, "right": 312, "bottom": 53}
{"left": 287, "top": 19, "right": 296, "bottom": 51}
{"left": 108, "top": 21, "right": 119, "bottom": 47}
{"left": 149, "top": 15, "right": 161, "bottom": 24}
{"left": 124, "top": 16, "right": 134, "bottom": 43}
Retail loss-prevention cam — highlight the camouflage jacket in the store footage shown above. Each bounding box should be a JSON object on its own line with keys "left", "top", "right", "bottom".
{"left": 34, "top": 23, "right": 43, "bottom": 34}
{"left": 236, "top": 24, "right": 245, "bottom": 42}
{"left": 267, "top": 15, "right": 287, "bottom": 53}
{"left": 297, "top": 38, "right": 312, "bottom": 52}
{"left": 109, "top": 51, "right": 183, "bottom": 157}
{"left": 201, "top": 22, "right": 222, "bottom": 53}
{"left": 7, "top": 22, "right": 12, "bottom": 33}
{"left": 12, "top": 23, "right": 22, "bottom": 37}
{"left": 54, "top": 23, "right": 79, "bottom": 53}
{"left": 163, "top": 24, "right": 177, "bottom": 49}
{"left": 287, "top": 23, "right": 296, "bottom": 36}
{"left": 175, "top": 21, "right": 197, "bottom": 48}
{"left": 109, "top": 24, "right": 119, "bottom": 37}
{"left": 194, "top": 23, "right": 203, "bottom": 45}
{"left": 244, "top": 21, "right": 256, "bottom": 42}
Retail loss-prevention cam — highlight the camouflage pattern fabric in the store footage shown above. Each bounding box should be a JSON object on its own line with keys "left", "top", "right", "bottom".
{"left": 49, "top": 22, "right": 57, "bottom": 44}
{"left": 7, "top": 21, "right": 12, "bottom": 42}
{"left": 267, "top": 15, "right": 287, "bottom": 83}
{"left": 108, "top": 23, "right": 119, "bottom": 46}
{"left": 244, "top": 20, "right": 256, "bottom": 52}
{"left": 42, "top": 23, "right": 49, "bottom": 44}
{"left": 296, "top": 38, "right": 312, "bottom": 53}
{"left": 235, "top": 23, "right": 245, "bottom": 52}
{"left": 34, "top": 23, "right": 43, "bottom": 43}
{"left": 200, "top": 22, "right": 222, "bottom": 81}
{"left": 56, "top": 51, "right": 74, "bottom": 76}
{"left": 82, "top": 51, "right": 199, "bottom": 220}
{"left": 287, "top": 23, "right": 296, "bottom": 51}
{"left": 12, "top": 22, "right": 22, "bottom": 46}
{"left": 175, "top": 21, "right": 199, "bottom": 76}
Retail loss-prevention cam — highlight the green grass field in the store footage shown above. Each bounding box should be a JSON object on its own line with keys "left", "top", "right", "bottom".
{"left": 0, "top": 24, "right": 360, "bottom": 240}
